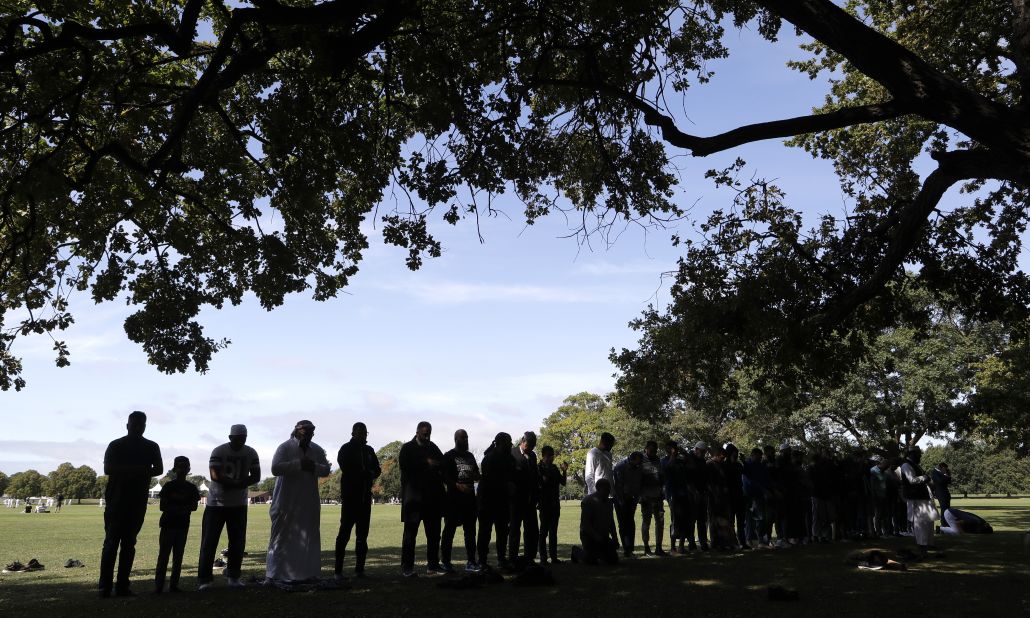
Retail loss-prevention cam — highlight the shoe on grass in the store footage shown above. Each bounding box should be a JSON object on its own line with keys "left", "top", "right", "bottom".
{"left": 227, "top": 577, "right": 245, "bottom": 588}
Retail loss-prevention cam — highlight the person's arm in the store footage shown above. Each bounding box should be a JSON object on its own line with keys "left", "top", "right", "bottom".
{"left": 900, "top": 463, "right": 927, "bottom": 484}
{"left": 150, "top": 445, "right": 164, "bottom": 479}
{"left": 247, "top": 454, "right": 261, "bottom": 486}
{"left": 607, "top": 506, "right": 618, "bottom": 544}
{"left": 558, "top": 461, "right": 568, "bottom": 486}
{"left": 585, "top": 450, "right": 596, "bottom": 494}
{"left": 270, "top": 442, "right": 297, "bottom": 476}
{"left": 314, "top": 445, "right": 332, "bottom": 477}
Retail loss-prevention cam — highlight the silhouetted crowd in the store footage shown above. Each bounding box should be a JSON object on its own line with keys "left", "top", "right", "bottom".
{"left": 98, "top": 411, "right": 957, "bottom": 597}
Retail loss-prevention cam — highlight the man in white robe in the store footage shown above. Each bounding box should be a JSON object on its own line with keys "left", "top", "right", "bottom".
{"left": 900, "top": 445, "right": 937, "bottom": 558}
{"left": 265, "top": 420, "right": 331, "bottom": 583}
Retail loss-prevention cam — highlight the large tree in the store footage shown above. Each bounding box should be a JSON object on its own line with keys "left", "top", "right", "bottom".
{"left": 2, "top": 0, "right": 1028, "bottom": 390}
{"left": 46, "top": 462, "right": 97, "bottom": 502}
{"left": 538, "top": 391, "right": 666, "bottom": 496}
{"left": 6, "top": 468, "right": 45, "bottom": 498}
{"left": 615, "top": 279, "right": 1005, "bottom": 454}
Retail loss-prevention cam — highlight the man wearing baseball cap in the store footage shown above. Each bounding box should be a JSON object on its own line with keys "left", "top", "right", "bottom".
{"left": 197, "top": 424, "right": 261, "bottom": 590}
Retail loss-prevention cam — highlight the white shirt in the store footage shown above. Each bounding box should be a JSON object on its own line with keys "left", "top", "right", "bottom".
{"left": 584, "top": 447, "right": 613, "bottom": 495}
{"left": 206, "top": 443, "right": 260, "bottom": 507}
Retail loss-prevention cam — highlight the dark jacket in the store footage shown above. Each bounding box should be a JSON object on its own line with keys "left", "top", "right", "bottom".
{"left": 510, "top": 444, "right": 539, "bottom": 505}
{"left": 399, "top": 437, "right": 445, "bottom": 520}
{"left": 337, "top": 439, "right": 381, "bottom": 505}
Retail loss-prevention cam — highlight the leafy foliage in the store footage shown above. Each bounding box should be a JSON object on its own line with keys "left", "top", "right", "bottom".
{"left": 371, "top": 440, "right": 403, "bottom": 501}
{"left": 6, "top": 469, "right": 45, "bottom": 498}
{"left": 923, "top": 443, "right": 1030, "bottom": 496}
{"left": 45, "top": 462, "right": 97, "bottom": 501}
{"left": 615, "top": 280, "right": 1007, "bottom": 455}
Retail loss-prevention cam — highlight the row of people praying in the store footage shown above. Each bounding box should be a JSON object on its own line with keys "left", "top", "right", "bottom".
{"left": 97, "top": 411, "right": 951, "bottom": 596}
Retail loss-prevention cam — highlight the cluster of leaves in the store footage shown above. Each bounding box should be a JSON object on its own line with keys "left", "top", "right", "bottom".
{"left": 371, "top": 439, "right": 403, "bottom": 501}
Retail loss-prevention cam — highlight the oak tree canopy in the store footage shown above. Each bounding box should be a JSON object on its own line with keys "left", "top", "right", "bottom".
{"left": 2, "top": 0, "right": 1028, "bottom": 392}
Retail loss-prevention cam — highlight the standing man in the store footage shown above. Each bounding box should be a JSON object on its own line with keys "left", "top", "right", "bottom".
{"left": 508, "top": 431, "right": 540, "bottom": 565}
{"left": 198, "top": 424, "right": 261, "bottom": 591}
{"left": 931, "top": 462, "right": 952, "bottom": 523}
{"left": 612, "top": 451, "right": 644, "bottom": 557}
{"left": 265, "top": 420, "right": 332, "bottom": 584}
{"left": 742, "top": 447, "right": 771, "bottom": 548}
{"left": 335, "top": 422, "right": 381, "bottom": 579}
{"left": 477, "top": 432, "right": 515, "bottom": 570}
{"left": 585, "top": 432, "right": 615, "bottom": 495}
{"left": 684, "top": 441, "right": 710, "bottom": 551}
{"left": 639, "top": 440, "right": 666, "bottom": 556}
{"left": 900, "top": 445, "right": 935, "bottom": 558}
{"left": 442, "top": 429, "right": 480, "bottom": 572}
{"left": 537, "top": 445, "right": 567, "bottom": 564}
{"left": 399, "top": 421, "right": 446, "bottom": 577}
{"left": 661, "top": 441, "right": 688, "bottom": 553}
{"left": 99, "top": 410, "right": 163, "bottom": 598}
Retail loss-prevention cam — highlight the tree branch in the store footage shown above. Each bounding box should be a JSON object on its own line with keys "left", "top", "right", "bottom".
{"left": 537, "top": 78, "right": 912, "bottom": 156}
{"left": 756, "top": 0, "right": 1030, "bottom": 155}
{"left": 814, "top": 148, "right": 1030, "bottom": 327}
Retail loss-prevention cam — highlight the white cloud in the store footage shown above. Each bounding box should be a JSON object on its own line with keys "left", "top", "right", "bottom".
{"left": 373, "top": 280, "right": 636, "bottom": 305}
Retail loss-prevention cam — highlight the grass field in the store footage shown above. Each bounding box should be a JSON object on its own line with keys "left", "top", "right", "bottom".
{"left": 1, "top": 498, "right": 1028, "bottom": 616}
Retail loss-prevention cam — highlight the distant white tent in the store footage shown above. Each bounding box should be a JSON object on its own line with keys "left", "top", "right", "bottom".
{"left": 198, "top": 482, "right": 209, "bottom": 493}
{"left": 149, "top": 482, "right": 161, "bottom": 498}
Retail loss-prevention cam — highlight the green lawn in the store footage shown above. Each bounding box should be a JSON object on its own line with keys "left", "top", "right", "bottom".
{"left": 1, "top": 498, "right": 1028, "bottom": 616}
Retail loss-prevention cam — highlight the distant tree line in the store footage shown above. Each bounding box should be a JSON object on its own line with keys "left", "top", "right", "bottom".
{"left": 0, "top": 463, "right": 99, "bottom": 501}
{"left": 923, "top": 444, "right": 1030, "bottom": 497}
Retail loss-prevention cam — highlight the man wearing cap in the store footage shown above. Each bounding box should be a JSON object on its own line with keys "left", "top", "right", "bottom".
{"left": 198, "top": 424, "right": 261, "bottom": 590}
{"left": 335, "top": 422, "right": 381, "bottom": 579}
{"left": 99, "top": 411, "right": 163, "bottom": 598}
{"left": 266, "top": 420, "right": 332, "bottom": 583}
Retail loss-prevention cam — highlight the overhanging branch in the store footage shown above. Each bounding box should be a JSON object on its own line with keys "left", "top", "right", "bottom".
{"left": 537, "top": 78, "right": 912, "bottom": 156}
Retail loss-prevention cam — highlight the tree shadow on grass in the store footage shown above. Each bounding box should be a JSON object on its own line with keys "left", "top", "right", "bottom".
{"left": 2, "top": 534, "right": 1029, "bottom": 617}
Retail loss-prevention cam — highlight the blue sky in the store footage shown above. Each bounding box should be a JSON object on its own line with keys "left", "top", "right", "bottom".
{"left": 1, "top": 27, "right": 874, "bottom": 477}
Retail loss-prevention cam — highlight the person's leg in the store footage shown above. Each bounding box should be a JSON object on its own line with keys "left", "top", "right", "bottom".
{"left": 155, "top": 527, "right": 172, "bottom": 592}
{"left": 354, "top": 503, "right": 371, "bottom": 574}
{"left": 197, "top": 506, "right": 225, "bottom": 584}
{"left": 538, "top": 506, "right": 552, "bottom": 560}
{"left": 682, "top": 493, "right": 696, "bottom": 548}
{"left": 496, "top": 507, "right": 511, "bottom": 564}
{"left": 99, "top": 511, "right": 119, "bottom": 595}
{"left": 640, "top": 499, "right": 653, "bottom": 552}
{"left": 461, "top": 504, "right": 477, "bottom": 564}
{"left": 507, "top": 500, "right": 523, "bottom": 561}
{"left": 441, "top": 514, "right": 458, "bottom": 567}
{"left": 115, "top": 507, "right": 147, "bottom": 593}
{"left": 524, "top": 503, "right": 539, "bottom": 561}
{"left": 335, "top": 505, "right": 355, "bottom": 576}
{"left": 401, "top": 518, "right": 420, "bottom": 573}
{"left": 225, "top": 506, "right": 248, "bottom": 580}
{"left": 425, "top": 511, "right": 442, "bottom": 568}
{"left": 476, "top": 511, "right": 493, "bottom": 566}
{"left": 170, "top": 528, "right": 187, "bottom": 590}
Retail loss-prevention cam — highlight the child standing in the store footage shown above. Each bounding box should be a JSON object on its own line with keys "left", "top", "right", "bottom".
{"left": 155, "top": 456, "right": 200, "bottom": 593}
